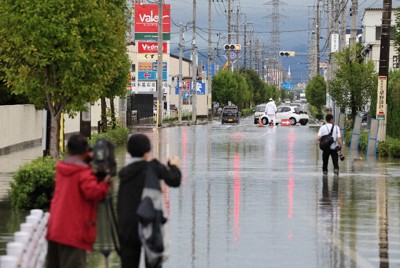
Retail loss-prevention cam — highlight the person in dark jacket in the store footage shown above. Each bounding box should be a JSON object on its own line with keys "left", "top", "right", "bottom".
{"left": 117, "top": 134, "right": 181, "bottom": 268}
{"left": 46, "top": 134, "right": 112, "bottom": 268}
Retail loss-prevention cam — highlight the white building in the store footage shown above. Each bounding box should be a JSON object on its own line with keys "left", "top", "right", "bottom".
{"left": 127, "top": 43, "right": 210, "bottom": 118}
{"left": 361, "top": 8, "right": 398, "bottom": 72}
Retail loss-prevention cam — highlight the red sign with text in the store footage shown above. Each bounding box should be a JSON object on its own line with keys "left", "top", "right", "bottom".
{"left": 138, "top": 42, "right": 168, "bottom": 53}
{"left": 134, "top": 4, "right": 171, "bottom": 33}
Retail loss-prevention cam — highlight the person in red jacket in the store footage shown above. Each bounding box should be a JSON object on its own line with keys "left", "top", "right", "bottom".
{"left": 46, "top": 134, "right": 112, "bottom": 268}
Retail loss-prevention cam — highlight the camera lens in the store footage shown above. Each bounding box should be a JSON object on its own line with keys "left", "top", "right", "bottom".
{"left": 340, "top": 155, "right": 345, "bottom": 161}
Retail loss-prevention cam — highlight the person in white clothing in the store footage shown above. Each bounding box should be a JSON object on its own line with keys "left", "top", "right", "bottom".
{"left": 265, "top": 98, "right": 277, "bottom": 126}
{"left": 316, "top": 114, "right": 343, "bottom": 176}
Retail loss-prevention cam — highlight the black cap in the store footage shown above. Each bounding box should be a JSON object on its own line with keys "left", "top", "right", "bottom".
{"left": 127, "top": 134, "right": 151, "bottom": 157}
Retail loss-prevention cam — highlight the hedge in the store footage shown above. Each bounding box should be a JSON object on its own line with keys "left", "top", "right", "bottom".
{"left": 9, "top": 127, "right": 129, "bottom": 210}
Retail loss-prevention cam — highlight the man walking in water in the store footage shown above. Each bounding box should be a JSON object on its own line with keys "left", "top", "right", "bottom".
{"left": 265, "top": 98, "right": 277, "bottom": 126}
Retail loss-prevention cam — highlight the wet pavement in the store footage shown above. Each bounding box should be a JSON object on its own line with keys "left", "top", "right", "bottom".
{"left": 1, "top": 116, "right": 400, "bottom": 267}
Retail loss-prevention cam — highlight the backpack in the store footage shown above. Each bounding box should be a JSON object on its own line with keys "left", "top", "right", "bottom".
{"left": 319, "top": 124, "right": 335, "bottom": 151}
{"left": 136, "top": 164, "right": 169, "bottom": 267}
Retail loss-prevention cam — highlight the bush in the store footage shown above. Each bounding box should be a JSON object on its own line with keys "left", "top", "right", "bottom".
{"left": 378, "top": 137, "right": 400, "bottom": 157}
{"left": 240, "top": 107, "right": 254, "bottom": 117}
{"left": 89, "top": 126, "right": 129, "bottom": 146}
{"left": 9, "top": 156, "right": 56, "bottom": 210}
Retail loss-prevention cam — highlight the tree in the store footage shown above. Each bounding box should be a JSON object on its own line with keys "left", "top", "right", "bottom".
{"left": 387, "top": 70, "right": 400, "bottom": 138}
{"left": 305, "top": 74, "right": 326, "bottom": 113}
{"left": 0, "top": 0, "right": 129, "bottom": 158}
{"left": 232, "top": 72, "right": 251, "bottom": 109}
{"left": 327, "top": 45, "right": 377, "bottom": 119}
{"left": 102, "top": 54, "right": 131, "bottom": 130}
{"left": 212, "top": 70, "right": 239, "bottom": 106}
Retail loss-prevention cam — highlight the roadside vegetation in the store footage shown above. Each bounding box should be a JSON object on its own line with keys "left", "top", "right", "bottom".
{"left": 9, "top": 126, "right": 128, "bottom": 210}
{"left": 212, "top": 68, "right": 280, "bottom": 110}
{"left": 305, "top": 41, "right": 400, "bottom": 157}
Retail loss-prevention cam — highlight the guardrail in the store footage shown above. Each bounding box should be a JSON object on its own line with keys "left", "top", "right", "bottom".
{"left": 0, "top": 209, "right": 49, "bottom": 268}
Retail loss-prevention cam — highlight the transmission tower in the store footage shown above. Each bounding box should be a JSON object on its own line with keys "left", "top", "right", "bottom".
{"left": 264, "top": 0, "right": 286, "bottom": 87}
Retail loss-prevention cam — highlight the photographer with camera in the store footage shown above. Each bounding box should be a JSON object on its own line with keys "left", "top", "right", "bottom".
{"left": 317, "top": 114, "right": 343, "bottom": 176}
{"left": 117, "top": 134, "right": 181, "bottom": 268}
{"left": 46, "top": 134, "right": 112, "bottom": 268}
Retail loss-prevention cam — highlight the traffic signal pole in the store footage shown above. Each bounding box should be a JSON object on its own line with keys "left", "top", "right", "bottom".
{"left": 192, "top": 0, "right": 197, "bottom": 124}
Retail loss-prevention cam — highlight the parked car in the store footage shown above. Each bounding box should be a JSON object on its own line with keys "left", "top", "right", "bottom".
{"left": 221, "top": 105, "right": 240, "bottom": 124}
{"left": 253, "top": 103, "right": 267, "bottom": 124}
{"left": 258, "top": 105, "right": 309, "bottom": 126}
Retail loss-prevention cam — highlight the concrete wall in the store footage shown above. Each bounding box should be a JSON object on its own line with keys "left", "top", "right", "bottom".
{"left": 0, "top": 98, "right": 119, "bottom": 153}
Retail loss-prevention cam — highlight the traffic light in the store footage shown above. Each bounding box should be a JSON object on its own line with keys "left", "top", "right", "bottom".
{"left": 279, "top": 51, "right": 295, "bottom": 57}
{"left": 224, "top": 44, "right": 241, "bottom": 51}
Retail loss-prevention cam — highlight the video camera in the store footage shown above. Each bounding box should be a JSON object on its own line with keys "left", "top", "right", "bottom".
{"left": 91, "top": 138, "right": 117, "bottom": 181}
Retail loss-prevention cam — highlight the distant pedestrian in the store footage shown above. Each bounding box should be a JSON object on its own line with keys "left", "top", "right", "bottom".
{"left": 317, "top": 114, "right": 343, "bottom": 176}
{"left": 117, "top": 134, "right": 182, "bottom": 268}
{"left": 46, "top": 134, "right": 112, "bottom": 268}
{"left": 265, "top": 98, "right": 277, "bottom": 126}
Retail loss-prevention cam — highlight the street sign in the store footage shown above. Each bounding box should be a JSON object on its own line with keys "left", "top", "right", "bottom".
{"left": 138, "top": 42, "right": 168, "bottom": 54}
{"left": 175, "top": 81, "right": 206, "bottom": 95}
{"left": 130, "top": 81, "right": 168, "bottom": 93}
{"left": 138, "top": 71, "right": 167, "bottom": 80}
{"left": 376, "top": 76, "right": 387, "bottom": 120}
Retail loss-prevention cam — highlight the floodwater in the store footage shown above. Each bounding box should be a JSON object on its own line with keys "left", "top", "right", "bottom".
{"left": 1, "top": 116, "right": 400, "bottom": 267}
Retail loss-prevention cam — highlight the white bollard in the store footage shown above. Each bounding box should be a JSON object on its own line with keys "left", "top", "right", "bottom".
{"left": 6, "top": 242, "right": 24, "bottom": 258}
{"left": 14, "top": 231, "right": 30, "bottom": 245}
{"left": 30, "top": 209, "right": 43, "bottom": 218}
{"left": 0, "top": 255, "right": 18, "bottom": 268}
{"left": 20, "top": 222, "right": 34, "bottom": 234}
{"left": 26, "top": 215, "right": 40, "bottom": 226}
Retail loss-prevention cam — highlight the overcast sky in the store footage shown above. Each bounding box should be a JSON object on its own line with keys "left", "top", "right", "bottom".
{"left": 166, "top": 0, "right": 392, "bottom": 82}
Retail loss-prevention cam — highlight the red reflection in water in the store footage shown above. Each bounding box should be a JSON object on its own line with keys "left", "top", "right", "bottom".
{"left": 231, "top": 132, "right": 244, "bottom": 143}
{"left": 287, "top": 131, "right": 295, "bottom": 220}
{"left": 233, "top": 152, "right": 241, "bottom": 241}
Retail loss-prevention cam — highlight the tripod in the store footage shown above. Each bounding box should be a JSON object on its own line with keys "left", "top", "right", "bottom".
{"left": 97, "top": 189, "right": 120, "bottom": 268}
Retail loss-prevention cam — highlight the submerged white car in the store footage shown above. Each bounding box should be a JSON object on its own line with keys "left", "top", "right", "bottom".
{"left": 257, "top": 105, "right": 309, "bottom": 126}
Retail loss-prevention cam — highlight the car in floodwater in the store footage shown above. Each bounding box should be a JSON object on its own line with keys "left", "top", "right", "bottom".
{"left": 257, "top": 105, "right": 309, "bottom": 126}
{"left": 221, "top": 105, "right": 240, "bottom": 124}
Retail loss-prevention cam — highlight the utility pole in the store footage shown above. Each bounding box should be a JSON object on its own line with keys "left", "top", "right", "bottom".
{"left": 227, "top": 0, "right": 232, "bottom": 67}
{"left": 192, "top": 0, "right": 197, "bottom": 124}
{"left": 243, "top": 22, "right": 247, "bottom": 68}
{"left": 236, "top": 6, "right": 240, "bottom": 70}
{"left": 178, "top": 23, "right": 184, "bottom": 125}
{"left": 340, "top": 0, "right": 347, "bottom": 51}
{"left": 156, "top": 0, "right": 163, "bottom": 127}
{"left": 315, "top": 0, "right": 321, "bottom": 76}
{"left": 349, "top": 0, "right": 358, "bottom": 46}
{"left": 208, "top": 0, "right": 212, "bottom": 119}
{"left": 249, "top": 30, "right": 253, "bottom": 69}
{"left": 376, "top": 0, "right": 392, "bottom": 141}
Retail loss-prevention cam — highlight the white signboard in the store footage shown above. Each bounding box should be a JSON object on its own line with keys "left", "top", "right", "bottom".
{"left": 331, "top": 33, "right": 339, "bottom": 53}
{"left": 131, "top": 81, "right": 168, "bottom": 93}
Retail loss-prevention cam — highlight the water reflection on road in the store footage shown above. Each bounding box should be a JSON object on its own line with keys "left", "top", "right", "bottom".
{"left": 1, "top": 117, "right": 400, "bottom": 267}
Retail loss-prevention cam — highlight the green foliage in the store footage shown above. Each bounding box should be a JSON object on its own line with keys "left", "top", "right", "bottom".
{"left": 328, "top": 45, "right": 377, "bottom": 119}
{"left": 0, "top": 77, "right": 30, "bottom": 105}
{"left": 377, "top": 138, "right": 400, "bottom": 157}
{"left": 9, "top": 156, "right": 56, "bottom": 210}
{"left": 387, "top": 71, "right": 400, "bottom": 138}
{"left": 0, "top": 0, "right": 129, "bottom": 157}
{"left": 306, "top": 74, "right": 326, "bottom": 113}
{"left": 240, "top": 107, "right": 254, "bottom": 117}
{"left": 89, "top": 126, "right": 129, "bottom": 146}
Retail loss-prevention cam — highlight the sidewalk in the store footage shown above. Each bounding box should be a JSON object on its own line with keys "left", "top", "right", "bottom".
{"left": 0, "top": 146, "right": 42, "bottom": 200}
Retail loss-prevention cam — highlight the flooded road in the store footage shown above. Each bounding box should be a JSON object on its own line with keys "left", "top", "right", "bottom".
{"left": 1, "top": 116, "right": 400, "bottom": 267}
